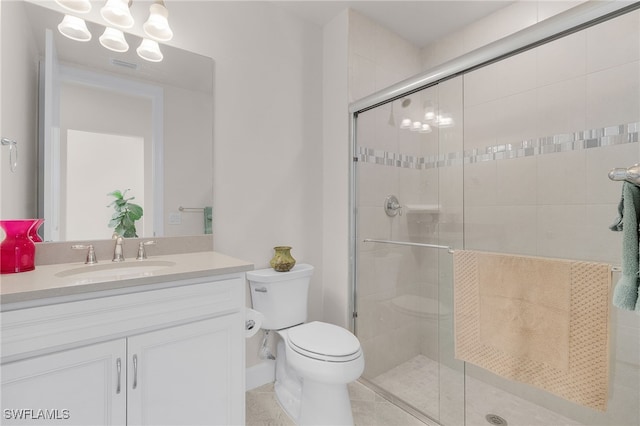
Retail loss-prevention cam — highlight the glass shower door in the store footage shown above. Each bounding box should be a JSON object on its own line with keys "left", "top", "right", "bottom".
{"left": 353, "top": 77, "right": 464, "bottom": 425}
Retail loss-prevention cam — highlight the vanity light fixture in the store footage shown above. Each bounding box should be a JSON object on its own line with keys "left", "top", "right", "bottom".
{"left": 410, "top": 121, "right": 422, "bottom": 132}
{"left": 143, "top": 0, "right": 174, "bottom": 41}
{"left": 101, "top": 0, "right": 134, "bottom": 29}
{"left": 423, "top": 101, "right": 436, "bottom": 121}
{"left": 436, "top": 115, "right": 454, "bottom": 127}
{"left": 419, "top": 123, "right": 432, "bottom": 134}
{"left": 58, "top": 15, "right": 92, "bottom": 42}
{"left": 137, "top": 38, "right": 163, "bottom": 62}
{"left": 400, "top": 118, "right": 412, "bottom": 129}
{"left": 424, "top": 110, "right": 436, "bottom": 121}
{"left": 99, "top": 27, "right": 129, "bottom": 52}
{"left": 55, "top": 0, "right": 92, "bottom": 13}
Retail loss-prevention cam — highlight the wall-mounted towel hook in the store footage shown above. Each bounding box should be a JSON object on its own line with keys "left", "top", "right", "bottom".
{"left": 608, "top": 163, "right": 640, "bottom": 186}
{"left": 1, "top": 137, "right": 18, "bottom": 173}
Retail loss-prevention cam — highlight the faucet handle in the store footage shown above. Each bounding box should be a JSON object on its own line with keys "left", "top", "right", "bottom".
{"left": 112, "top": 235, "right": 125, "bottom": 262}
{"left": 136, "top": 240, "right": 156, "bottom": 260}
{"left": 72, "top": 244, "right": 98, "bottom": 264}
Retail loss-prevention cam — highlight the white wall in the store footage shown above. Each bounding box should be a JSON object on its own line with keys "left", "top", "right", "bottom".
{"left": 420, "top": 0, "right": 585, "bottom": 70}
{"left": 348, "top": 10, "right": 421, "bottom": 102}
{"left": 0, "top": 1, "right": 39, "bottom": 219}
{"left": 163, "top": 85, "right": 213, "bottom": 237}
{"left": 164, "top": 1, "right": 324, "bottom": 368}
{"left": 321, "top": 10, "right": 349, "bottom": 330}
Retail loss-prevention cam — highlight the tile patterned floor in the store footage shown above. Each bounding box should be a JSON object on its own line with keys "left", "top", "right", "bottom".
{"left": 372, "top": 355, "right": 582, "bottom": 426}
{"left": 247, "top": 355, "right": 585, "bottom": 426}
{"left": 246, "top": 380, "right": 428, "bottom": 426}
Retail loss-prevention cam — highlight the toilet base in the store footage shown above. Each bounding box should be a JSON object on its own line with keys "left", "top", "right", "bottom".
{"left": 273, "top": 340, "right": 356, "bottom": 426}
{"left": 274, "top": 340, "right": 302, "bottom": 421}
{"left": 298, "top": 380, "right": 354, "bottom": 426}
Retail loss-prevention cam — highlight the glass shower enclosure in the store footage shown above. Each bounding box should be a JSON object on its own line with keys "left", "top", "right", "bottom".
{"left": 353, "top": 79, "right": 464, "bottom": 425}
{"left": 350, "top": 4, "right": 640, "bottom": 426}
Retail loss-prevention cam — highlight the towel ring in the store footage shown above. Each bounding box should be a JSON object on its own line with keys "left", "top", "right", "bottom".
{"left": 1, "top": 137, "right": 18, "bottom": 173}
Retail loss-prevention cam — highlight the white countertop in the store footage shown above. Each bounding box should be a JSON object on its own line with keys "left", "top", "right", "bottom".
{"left": 0, "top": 251, "right": 253, "bottom": 308}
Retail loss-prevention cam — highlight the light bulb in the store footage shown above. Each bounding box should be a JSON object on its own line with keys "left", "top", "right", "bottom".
{"left": 438, "top": 116, "right": 454, "bottom": 127}
{"left": 143, "top": 2, "right": 174, "bottom": 41}
{"left": 58, "top": 15, "right": 91, "bottom": 42}
{"left": 99, "top": 27, "right": 129, "bottom": 52}
{"left": 101, "top": 0, "right": 134, "bottom": 29}
{"left": 137, "top": 38, "right": 163, "bottom": 62}
{"left": 400, "top": 118, "right": 412, "bottom": 129}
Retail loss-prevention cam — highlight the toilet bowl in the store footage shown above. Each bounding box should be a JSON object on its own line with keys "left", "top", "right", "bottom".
{"left": 275, "top": 322, "right": 364, "bottom": 425}
{"left": 247, "top": 264, "right": 365, "bottom": 425}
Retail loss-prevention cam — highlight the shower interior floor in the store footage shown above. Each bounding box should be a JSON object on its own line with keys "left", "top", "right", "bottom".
{"left": 372, "top": 354, "right": 584, "bottom": 426}
{"left": 246, "top": 380, "right": 430, "bottom": 426}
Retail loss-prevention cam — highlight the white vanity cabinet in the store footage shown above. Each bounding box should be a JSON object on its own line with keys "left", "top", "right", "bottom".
{"left": 1, "top": 274, "right": 246, "bottom": 426}
{"left": 127, "top": 315, "right": 241, "bottom": 425}
{"left": 2, "top": 339, "right": 127, "bottom": 425}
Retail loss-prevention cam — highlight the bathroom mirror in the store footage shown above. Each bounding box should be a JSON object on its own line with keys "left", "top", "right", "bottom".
{"left": 5, "top": 0, "right": 213, "bottom": 241}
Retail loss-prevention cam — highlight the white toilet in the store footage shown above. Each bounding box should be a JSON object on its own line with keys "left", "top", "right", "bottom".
{"left": 247, "top": 264, "right": 364, "bottom": 426}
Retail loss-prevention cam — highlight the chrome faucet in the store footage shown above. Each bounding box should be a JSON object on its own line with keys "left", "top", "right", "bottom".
{"left": 72, "top": 244, "right": 98, "bottom": 264}
{"left": 112, "top": 233, "right": 125, "bottom": 262}
{"left": 136, "top": 240, "right": 156, "bottom": 260}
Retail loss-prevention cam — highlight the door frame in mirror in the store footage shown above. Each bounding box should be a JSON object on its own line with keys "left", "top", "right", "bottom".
{"left": 38, "top": 30, "right": 164, "bottom": 240}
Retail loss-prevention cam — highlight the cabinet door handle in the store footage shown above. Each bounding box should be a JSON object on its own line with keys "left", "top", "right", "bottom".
{"left": 132, "top": 354, "right": 138, "bottom": 389}
{"left": 116, "top": 358, "right": 122, "bottom": 394}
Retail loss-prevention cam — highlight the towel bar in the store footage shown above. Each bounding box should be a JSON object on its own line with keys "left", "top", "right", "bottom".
{"left": 363, "top": 238, "right": 454, "bottom": 253}
{"left": 178, "top": 206, "right": 205, "bottom": 212}
{"left": 608, "top": 164, "right": 640, "bottom": 186}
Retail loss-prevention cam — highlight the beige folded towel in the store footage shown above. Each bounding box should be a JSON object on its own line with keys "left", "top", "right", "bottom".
{"left": 454, "top": 250, "right": 611, "bottom": 411}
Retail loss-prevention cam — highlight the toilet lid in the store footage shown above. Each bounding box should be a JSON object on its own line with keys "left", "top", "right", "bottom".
{"left": 287, "top": 321, "right": 361, "bottom": 361}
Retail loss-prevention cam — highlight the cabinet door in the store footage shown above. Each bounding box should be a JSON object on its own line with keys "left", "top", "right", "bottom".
{"left": 127, "top": 315, "right": 244, "bottom": 426}
{"left": 1, "top": 339, "right": 127, "bottom": 425}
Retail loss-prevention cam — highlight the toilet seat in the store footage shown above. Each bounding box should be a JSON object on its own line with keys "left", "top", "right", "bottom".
{"left": 286, "top": 321, "right": 362, "bottom": 362}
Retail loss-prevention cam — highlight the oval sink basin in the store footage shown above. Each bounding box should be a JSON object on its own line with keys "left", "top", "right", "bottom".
{"left": 55, "top": 260, "right": 176, "bottom": 282}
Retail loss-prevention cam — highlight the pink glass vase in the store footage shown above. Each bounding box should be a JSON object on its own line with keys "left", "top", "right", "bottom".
{"left": 0, "top": 220, "right": 38, "bottom": 274}
{"left": 29, "top": 218, "right": 45, "bottom": 243}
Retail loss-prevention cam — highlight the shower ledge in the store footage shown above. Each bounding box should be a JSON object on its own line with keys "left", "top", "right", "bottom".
{"left": 405, "top": 204, "right": 440, "bottom": 213}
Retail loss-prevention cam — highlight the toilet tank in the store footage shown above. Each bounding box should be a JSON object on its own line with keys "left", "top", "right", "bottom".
{"left": 247, "top": 264, "right": 314, "bottom": 330}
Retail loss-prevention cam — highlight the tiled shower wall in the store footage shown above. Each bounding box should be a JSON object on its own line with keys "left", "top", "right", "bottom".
{"left": 462, "top": 9, "right": 640, "bottom": 426}
{"left": 350, "top": 9, "right": 432, "bottom": 378}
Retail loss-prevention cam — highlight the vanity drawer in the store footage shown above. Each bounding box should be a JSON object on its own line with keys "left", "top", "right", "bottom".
{"left": 1, "top": 275, "right": 244, "bottom": 363}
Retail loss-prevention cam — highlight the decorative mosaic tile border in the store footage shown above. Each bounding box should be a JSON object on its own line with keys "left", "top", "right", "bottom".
{"left": 357, "top": 122, "right": 639, "bottom": 169}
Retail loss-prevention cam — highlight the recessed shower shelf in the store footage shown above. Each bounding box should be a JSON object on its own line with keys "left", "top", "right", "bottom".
{"left": 405, "top": 204, "right": 440, "bottom": 213}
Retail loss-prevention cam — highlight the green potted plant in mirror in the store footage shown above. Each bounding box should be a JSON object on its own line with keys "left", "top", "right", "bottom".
{"left": 107, "top": 189, "right": 143, "bottom": 238}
